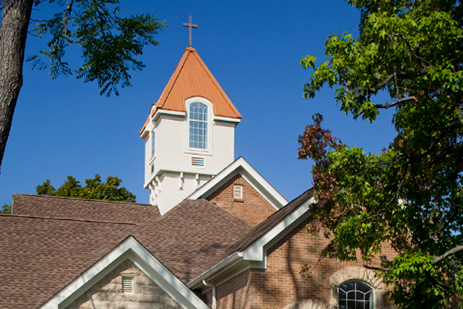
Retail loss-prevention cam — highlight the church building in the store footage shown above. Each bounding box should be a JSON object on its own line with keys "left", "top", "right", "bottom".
{"left": 0, "top": 23, "right": 395, "bottom": 309}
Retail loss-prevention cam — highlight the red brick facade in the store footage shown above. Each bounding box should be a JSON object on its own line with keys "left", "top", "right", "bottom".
{"left": 210, "top": 270, "right": 252, "bottom": 309}
{"left": 210, "top": 217, "right": 395, "bottom": 309}
{"left": 207, "top": 174, "right": 277, "bottom": 226}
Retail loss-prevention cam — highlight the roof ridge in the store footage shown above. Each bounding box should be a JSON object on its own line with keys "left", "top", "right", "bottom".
{"left": 15, "top": 194, "right": 152, "bottom": 207}
{"left": 0, "top": 213, "right": 137, "bottom": 225}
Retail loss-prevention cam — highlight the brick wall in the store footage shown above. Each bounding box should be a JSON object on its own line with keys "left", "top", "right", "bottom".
{"left": 249, "top": 217, "right": 394, "bottom": 309}
{"left": 209, "top": 271, "right": 252, "bottom": 309}
{"left": 65, "top": 259, "right": 181, "bottom": 309}
{"left": 207, "top": 174, "right": 277, "bottom": 226}
{"left": 214, "top": 216, "right": 395, "bottom": 309}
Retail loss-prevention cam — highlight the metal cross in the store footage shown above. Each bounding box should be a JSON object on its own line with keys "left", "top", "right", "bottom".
{"left": 183, "top": 15, "right": 198, "bottom": 47}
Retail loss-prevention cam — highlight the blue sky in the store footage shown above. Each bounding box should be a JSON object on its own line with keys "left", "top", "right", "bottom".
{"left": 0, "top": 0, "right": 396, "bottom": 206}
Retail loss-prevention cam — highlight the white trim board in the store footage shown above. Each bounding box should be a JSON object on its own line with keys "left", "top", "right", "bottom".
{"left": 40, "top": 236, "right": 210, "bottom": 309}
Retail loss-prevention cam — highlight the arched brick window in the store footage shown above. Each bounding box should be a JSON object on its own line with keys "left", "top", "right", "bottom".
{"left": 338, "top": 281, "right": 373, "bottom": 309}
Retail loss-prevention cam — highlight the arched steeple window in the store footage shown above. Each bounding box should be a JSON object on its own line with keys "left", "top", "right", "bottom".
{"left": 189, "top": 102, "right": 208, "bottom": 149}
{"left": 338, "top": 281, "right": 373, "bottom": 309}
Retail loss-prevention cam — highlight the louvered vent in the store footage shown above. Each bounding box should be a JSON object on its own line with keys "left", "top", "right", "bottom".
{"left": 191, "top": 156, "right": 205, "bottom": 167}
{"left": 233, "top": 185, "right": 243, "bottom": 201}
{"left": 122, "top": 277, "right": 133, "bottom": 293}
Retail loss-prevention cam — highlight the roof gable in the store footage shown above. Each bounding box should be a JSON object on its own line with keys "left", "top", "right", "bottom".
{"left": 40, "top": 236, "right": 211, "bottom": 309}
{"left": 0, "top": 214, "right": 138, "bottom": 309}
{"left": 188, "top": 157, "right": 288, "bottom": 210}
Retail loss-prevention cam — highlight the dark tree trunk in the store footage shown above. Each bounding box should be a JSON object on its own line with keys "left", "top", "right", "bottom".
{"left": 0, "top": 0, "right": 33, "bottom": 170}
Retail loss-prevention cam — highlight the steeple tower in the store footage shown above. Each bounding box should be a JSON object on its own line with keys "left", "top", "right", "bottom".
{"left": 140, "top": 47, "right": 241, "bottom": 215}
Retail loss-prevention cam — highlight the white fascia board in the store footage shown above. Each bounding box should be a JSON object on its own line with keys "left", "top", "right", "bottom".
{"left": 40, "top": 236, "right": 210, "bottom": 309}
{"left": 153, "top": 109, "right": 186, "bottom": 121}
{"left": 242, "top": 196, "right": 315, "bottom": 261}
{"left": 187, "top": 252, "right": 243, "bottom": 289}
{"left": 240, "top": 173, "right": 281, "bottom": 210}
{"left": 188, "top": 157, "right": 288, "bottom": 208}
{"left": 239, "top": 162, "right": 287, "bottom": 207}
{"left": 213, "top": 116, "right": 241, "bottom": 124}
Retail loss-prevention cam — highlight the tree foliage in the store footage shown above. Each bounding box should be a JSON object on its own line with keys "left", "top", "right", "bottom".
{"left": 0, "top": 203, "right": 10, "bottom": 214}
{"left": 298, "top": 1, "right": 463, "bottom": 308}
{"left": 36, "top": 174, "right": 136, "bottom": 202}
{"left": 0, "top": 0, "right": 164, "bottom": 169}
{"left": 27, "top": 0, "right": 165, "bottom": 96}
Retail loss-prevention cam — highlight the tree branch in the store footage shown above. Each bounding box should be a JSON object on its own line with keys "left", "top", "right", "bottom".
{"left": 363, "top": 264, "right": 391, "bottom": 271}
{"left": 60, "top": 0, "right": 84, "bottom": 44}
{"left": 432, "top": 245, "right": 463, "bottom": 265}
{"left": 95, "top": 1, "right": 122, "bottom": 31}
{"left": 375, "top": 96, "right": 418, "bottom": 109}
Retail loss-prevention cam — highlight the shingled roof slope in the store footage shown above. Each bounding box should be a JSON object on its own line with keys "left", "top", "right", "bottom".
{"left": 134, "top": 198, "right": 253, "bottom": 283}
{"left": 2, "top": 195, "right": 253, "bottom": 308}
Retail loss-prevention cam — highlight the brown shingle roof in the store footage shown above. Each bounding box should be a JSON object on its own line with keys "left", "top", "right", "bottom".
{"left": 140, "top": 47, "right": 241, "bottom": 134}
{"left": 137, "top": 199, "right": 252, "bottom": 283}
{"left": 2, "top": 195, "right": 252, "bottom": 308}
{"left": 2, "top": 189, "right": 314, "bottom": 308}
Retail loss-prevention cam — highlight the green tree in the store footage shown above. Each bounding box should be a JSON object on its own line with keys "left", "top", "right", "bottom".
{"left": 0, "top": 203, "right": 10, "bottom": 214}
{"left": 36, "top": 174, "right": 136, "bottom": 202}
{"left": 0, "top": 0, "right": 164, "bottom": 169}
{"left": 298, "top": 1, "right": 463, "bottom": 308}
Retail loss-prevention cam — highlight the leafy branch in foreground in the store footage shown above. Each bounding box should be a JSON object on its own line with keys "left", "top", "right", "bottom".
{"left": 298, "top": 1, "right": 463, "bottom": 308}
{"left": 0, "top": 0, "right": 164, "bottom": 170}
{"left": 28, "top": 0, "right": 165, "bottom": 96}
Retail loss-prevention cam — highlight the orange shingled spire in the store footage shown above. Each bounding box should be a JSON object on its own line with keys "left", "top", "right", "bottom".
{"left": 140, "top": 47, "right": 241, "bottom": 134}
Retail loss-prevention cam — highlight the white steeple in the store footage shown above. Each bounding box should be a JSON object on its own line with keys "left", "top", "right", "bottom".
{"left": 140, "top": 47, "right": 241, "bottom": 215}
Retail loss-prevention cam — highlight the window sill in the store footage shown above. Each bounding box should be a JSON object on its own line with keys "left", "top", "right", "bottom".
{"left": 184, "top": 150, "right": 212, "bottom": 156}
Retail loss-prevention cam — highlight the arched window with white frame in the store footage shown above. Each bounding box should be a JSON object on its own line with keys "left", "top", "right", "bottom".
{"left": 338, "top": 281, "right": 373, "bottom": 309}
{"left": 189, "top": 102, "right": 208, "bottom": 150}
